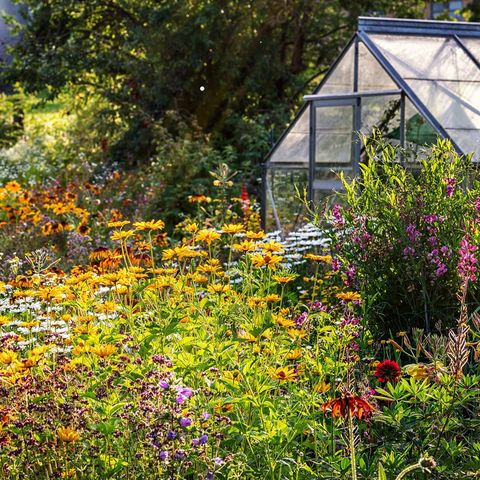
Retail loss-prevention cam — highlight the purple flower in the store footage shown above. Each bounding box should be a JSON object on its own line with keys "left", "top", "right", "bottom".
{"left": 458, "top": 238, "right": 478, "bottom": 282}
{"left": 423, "top": 214, "right": 438, "bottom": 224}
{"left": 158, "top": 380, "right": 169, "bottom": 389}
{"left": 175, "top": 387, "right": 194, "bottom": 404}
{"left": 214, "top": 457, "right": 225, "bottom": 466}
{"left": 199, "top": 434, "right": 208, "bottom": 445}
{"left": 331, "top": 258, "right": 341, "bottom": 272}
{"left": 167, "top": 430, "right": 176, "bottom": 440}
{"left": 406, "top": 224, "right": 420, "bottom": 242}
{"left": 207, "top": 473, "right": 214, "bottom": 480}
{"left": 201, "top": 411, "right": 211, "bottom": 421}
{"left": 403, "top": 246, "right": 415, "bottom": 257}
{"left": 295, "top": 312, "right": 308, "bottom": 327}
{"left": 444, "top": 177, "right": 456, "bottom": 197}
{"left": 179, "top": 417, "right": 192, "bottom": 427}
{"left": 175, "top": 449, "right": 186, "bottom": 459}
{"left": 331, "top": 204, "right": 345, "bottom": 228}
{"left": 159, "top": 451, "right": 168, "bottom": 461}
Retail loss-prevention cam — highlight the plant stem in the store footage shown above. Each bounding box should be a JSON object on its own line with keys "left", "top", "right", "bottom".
{"left": 394, "top": 462, "right": 422, "bottom": 480}
{"left": 347, "top": 411, "right": 357, "bottom": 480}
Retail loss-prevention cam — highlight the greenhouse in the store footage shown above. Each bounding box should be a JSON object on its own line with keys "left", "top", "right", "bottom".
{"left": 263, "top": 16, "right": 480, "bottom": 232}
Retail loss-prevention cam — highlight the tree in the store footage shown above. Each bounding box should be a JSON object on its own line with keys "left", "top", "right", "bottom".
{"left": 2, "top": 1, "right": 425, "bottom": 167}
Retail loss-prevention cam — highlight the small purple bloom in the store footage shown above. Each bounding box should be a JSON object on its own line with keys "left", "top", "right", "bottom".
{"left": 167, "top": 430, "right": 176, "bottom": 440}
{"left": 180, "top": 417, "right": 192, "bottom": 427}
{"left": 201, "top": 411, "right": 211, "bottom": 421}
{"left": 159, "top": 451, "right": 168, "bottom": 461}
{"left": 158, "top": 380, "right": 169, "bottom": 389}
{"left": 406, "top": 223, "right": 420, "bottom": 242}
{"left": 207, "top": 473, "right": 214, "bottom": 480}
{"left": 444, "top": 177, "right": 456, "bottom": 197}
{"left": 214, "top": 457, "right": 225, "bottom": 466}
{"left": 199, "top": 434, "right": 208, "bottom": 445}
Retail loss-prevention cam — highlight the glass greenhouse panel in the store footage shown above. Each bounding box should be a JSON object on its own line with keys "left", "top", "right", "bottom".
{"left": 268, "top": 107, "right": 309, "bottom": 166}
{"left": 265, "top": 168, "right": 308, "bottom": 233}
{"left": 357, "top": 41, "right": 397, "bottom": 91}
{"left": 370, "top": 34, "right": 480, "bottom": 82}
{"left": 320, "top": 43, "right": 355, "bottom": 93}
{"left": 461, "top": 37, "right": 480, "bottom": 61}
{"left": 360, "top": 95, "right": 401, "bottom": 137}
{"left": 446, "top": 128, "right": 480, "bottom": 158}
{"left": 402, "top": 99, "right": 438, "bottom": 160}
{"left": 315, "top": 104, "right": 354, "bottom": 165}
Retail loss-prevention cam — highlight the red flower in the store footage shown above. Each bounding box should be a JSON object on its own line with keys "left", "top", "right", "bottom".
{"left": 374, "top": 360, "right": 401, "bottom": 383}
{"left": 321, "top": 392, "right": 375, "bottom": 420}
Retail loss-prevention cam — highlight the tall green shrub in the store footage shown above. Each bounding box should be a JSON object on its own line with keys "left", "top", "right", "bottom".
{"left": 324, "top": 138, "right": 480, "bottom": 332}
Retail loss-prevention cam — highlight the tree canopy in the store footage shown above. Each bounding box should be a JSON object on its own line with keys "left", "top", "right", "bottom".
{"left": 2, "top": 1, "right": 425, "bottom": 166}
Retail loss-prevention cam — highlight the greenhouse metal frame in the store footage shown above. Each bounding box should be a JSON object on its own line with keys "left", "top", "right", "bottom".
{"left": 262, "top": 16, "right": 480, "bottom": 232}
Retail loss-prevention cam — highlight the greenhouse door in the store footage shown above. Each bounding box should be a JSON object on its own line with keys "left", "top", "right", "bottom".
{"left": 308, "top": 97, "right": 359, "bottom": 202}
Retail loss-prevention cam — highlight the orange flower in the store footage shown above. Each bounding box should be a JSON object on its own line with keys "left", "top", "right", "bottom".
{"left": 321, "top": 392, "right": 374, "bottom": 420}
{"left": 57, "top": 426, "right": 80, "bottom": 442}
{"left": 91, "top": 344, "right": 116, "bottom": 358}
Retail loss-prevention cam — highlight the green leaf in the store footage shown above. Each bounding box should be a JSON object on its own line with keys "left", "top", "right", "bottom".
{"left": 378, "top": 462, "right": 387, "bottom": 480}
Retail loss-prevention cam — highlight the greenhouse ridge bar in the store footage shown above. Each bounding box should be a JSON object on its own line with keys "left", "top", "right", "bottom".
{"left": 263, "top": 16, "right": 480, "bottom": 232}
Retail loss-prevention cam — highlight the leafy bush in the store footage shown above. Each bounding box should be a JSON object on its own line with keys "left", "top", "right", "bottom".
{"left": 324, "top": 138, "right": 480, "bottom": 332}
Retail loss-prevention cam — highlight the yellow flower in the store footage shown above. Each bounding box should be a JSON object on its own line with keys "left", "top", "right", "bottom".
{"left": 314, "top": 381, "right": 331, "bottom": 394}
{"left": 5, "top": 181, "right": 21, "bottom": 193}
{"left": 196, "top": 229, "right": 221, "bottom": 245}
{"left": 222, "top": 223, "right": 245, "bottom": 234}
{"left": 405, "top": 363, "right": 429, "bottom": 380}
{"left": 273, "top": 315, "right": 296, "bottom": 328}
{"left": 0, "top": 350, "right": 18, "bottom": 365}
{"left": 259, "top": 240, "right": 284, "bottom": 253}
{"left": 162, "top": 246, "right": 202, "bottom": 261}
{"left": 250, "top": 253, "right": 283, "bottom": 270}
{"left": 223, "top": 370, "right": 243, "bottom": 382}
{"left": 336, "top": 291, "right": 361, "bottom": 302}
{"left": 263, "top": 294, "right": 281, "bottom": 302}
{"left": 110, "top": 230, "right": 135, "bottom": 241}
{"left": 287, "top": 329, "right": 307, "bottom": 340}
{"left": 304, "top": 253, "right": 333, "bottom": 263}
{"left": 232, "top": 240, "right": 255, "bottom": 252}
{"left": 107, "top": 220, "right": 131, "bottom": 228}
{"left": 133, "top": 220, "right": 165, "bottom": 231}
{"left": 272, "top": 273, "right": 298, "bottom": 284}
{"left": 245, "top": 230, "right": 265, "bottom": 240}
{"left": 61, "top": 468, "right": 76, "bottom": 478}
{"left": 185, "top": 223, "right": 199, "bottom": 233}
{"left": 57, "top": 426, "right": 80, "bottom": 443}
{"left": 74, "top": 324, "right": 99, "bottom": 336}
{"left": 91, "top": 344, "right": 117, "bottom": 358}
{"left": 269, "top": 366, "right": 297, "bottom": 382}
{"left": 207, "top": 283, "right": 232, "bottom": 294}
{"left": 286, "top": 348, "right": 302, "bottom": 360}
{"left": 197, "top": 258, "right": 223, "bottom": 274}
{"left": 239, "top": 330, "right": 257, "bottom": 343}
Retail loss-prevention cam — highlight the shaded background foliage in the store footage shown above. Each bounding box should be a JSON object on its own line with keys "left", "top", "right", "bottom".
{"left": 2, "top": 1, "right": 425, "bottom": 172}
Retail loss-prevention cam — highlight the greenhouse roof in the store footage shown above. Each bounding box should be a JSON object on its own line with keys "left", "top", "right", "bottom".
{"left": 266, "top": 16, "right": 480, "bottom": 168}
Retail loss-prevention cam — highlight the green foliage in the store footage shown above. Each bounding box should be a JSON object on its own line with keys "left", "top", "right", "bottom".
{"left": 324, "top": 138, "right": 480, "bottom": 332}
{"left": 3, "top": 0, "right": 425, "bottom": 168}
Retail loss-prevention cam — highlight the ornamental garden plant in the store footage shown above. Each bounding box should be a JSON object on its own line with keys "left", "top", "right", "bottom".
{"left": 0, "top": 143, "right": 478, "bottom": 479}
